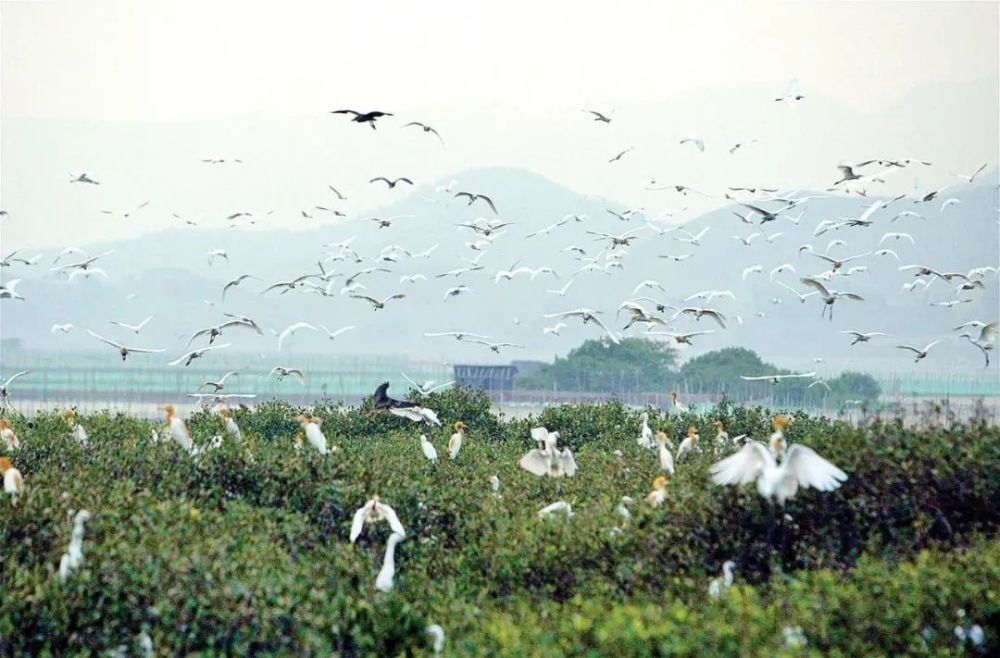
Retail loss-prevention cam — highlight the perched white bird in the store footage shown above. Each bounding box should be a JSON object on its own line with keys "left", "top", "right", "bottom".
{"left": 448, "top": 421, "right": 467, "bottom": 459}
{"left": 671, "top": 390, "right": 689, "bottom": 412}
{"left": 708, "top": 560, "right": 736, "bottom": 600}
{"left": 646, "top": 475, "right": 670, "bottom": 507}
{"left": 538, "top": 501, "right": 573, "bottom": 519}
{"left": 677, "top": 426, "right": 700, "bottom": 460}
{"left": 419, "top": 434, "right": 438, "bottom": 463}
{"left": 518, "top": 427, "right": 578, "bottom": 477}
{"left": 0, "top": 419, "right": 20, "bottom": 450}
{"left": 425, "top": 625, "right": 445, "bottom": 655}
{"left": 349, "top": 496, "right": 407, "bottom": 543}
{"left": 710, "top": 442, "right": 847, "bottom": 506}
{"left": 163, "top": 405, "right": 194, "bottom": 454}
{"left": 296, "top": 415, "right": 330, "bottom": 455}
{"left": 375, "top": 532, "right": 405, "bottom": 593}
{"left": 638, "top": 412, "right": 654, "bottom": 448}
{"left": 655, "top": 431, "right": 675, "bottom": 475}
{"left": 62, "top": 409, "right": 89, "bottom": 445}
{"left": 218, "top": 408, "right": 242, "bottom": 441}
{"left": 58, "top": 510, "right": 93, "bottom": 582}
{"left": 1, "top": 457, "right": 24, "bottom": 505}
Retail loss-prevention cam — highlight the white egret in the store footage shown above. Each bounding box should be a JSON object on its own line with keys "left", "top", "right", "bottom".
{"left": 163, "top": 405, "right": 194, "bottom": 454}
{"left": 374, "top": 532, "right": 405, "bottom": 593}
{"left": 896, "top": 341, "right": 941, "bottom": 363}
{"left": 710, "top": 442, "right": 847, "bottom": 506}
{"left": 1, "top": 457, "right": 24, "bottom": 505}
{"left": 420, "top": 434, "right": 438, "bottom": 463}
{"left": 677, "top": 426, "right": 700, "bottom": 460}
{"left": 655, "top": 431, "right": 675, "bottom": 475}
{"left": 62, "top": 409, "right": 89, "bottom": 445}
{"left": 295, "top": 415, "right": 330, "bottom": 455}
{"left": 538, "top": 501, "right": 573, "bottom": 519}
{"left": 518, "top": 427, "right": 578, "bottom": 477}
{"left": 168, "top": 343, "right": 231, "bottom": 367}
{"left": 350, "top": 496, "right": 407, "bottom": 543}
{"left": 708, "top": 561, "right": 736, "bottom": 600}
{"left": 646, "top": 476, "right": 670, "bottom": 507}
{"left": 218, "top": 408, "right": 242, "bottom": 441}
{"left": 448, "top": 421, "right": 467, "bottom": 460}
{"left": 58, "top": 510, "right": 93, "bottom": 582}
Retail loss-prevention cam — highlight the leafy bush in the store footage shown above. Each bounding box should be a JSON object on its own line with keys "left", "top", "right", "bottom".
{"left": 1, "top": 391, "right": 997, "bottom": 655}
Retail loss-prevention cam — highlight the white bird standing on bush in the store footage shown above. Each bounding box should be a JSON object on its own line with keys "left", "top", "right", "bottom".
{"left": 708, "top": 560, "right": 736, "bottom": 599}
{"left": 518, "top": 427, "right": 578, "bottom": 477}
{"left": 63, "top": 409, "right": 89, "bottom": 445}
{"left": 638, "top": 412, "right": 654, "bottom": 448}
{"left": 295, "top": 415, "right": 330, "bottom": 455}
{"left": 655, "top": 431, "right": 675, "bottom": 475}
{"left": 1, "top": 457, "right": 24, "bottom": 505}
{"left": 425, "top": 624, "right": 445, "bottom": 654}
{"left": 677, "top": 426, "right": 700, "bottom": 460}
{"left": 350, "top": 496, "right": 407, "bottom": 543}
{"left": 375, "top": 531, "right": 405, "bottom": 593}
{"left": 1, "top": 419, "right": 20, "bottom": 450}
{"left": 646, "top": 475, "right": 669, "bottom": 507}
{"left": 420, "top": 434, "right": 438, "bottom": 462}
{"left": 713, "top": 421, "right": 729, "bottom": 449}
{"left": 538, "top": 501, "right": 573, "bottom": 519}
{"left": 671, "top": 390, "right": 688, "bottom": 412}
{"left": 710, "top": 440, "right": 847, "bottom": 505}
{"left": 58, "top": 510, "right": 92, "bottom": 582}
{"left": 448, "top": 421, "right": 467, "bottom": 459}
{"left": 163, "top": 405, "right": 194, "bottom": 454}
{"left": 219, "top": 408, "right": 242, "bottom": 442}
{"left": 769, "top": 415, "right": 791, "bottom": 457}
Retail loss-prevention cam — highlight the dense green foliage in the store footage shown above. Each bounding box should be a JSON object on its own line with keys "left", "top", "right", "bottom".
{"left": 1, "top": 388, "right": 997, "bottom": 656}
{"left": 516, "top": 338, "right": 677, "bottom": 393}
{"left": 517, "top": 342, "right": 880, "bottom": 405}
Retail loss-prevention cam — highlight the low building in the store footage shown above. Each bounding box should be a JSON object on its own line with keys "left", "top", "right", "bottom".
{"left": 453, "top": 364, "right": 518, "bottom": 393}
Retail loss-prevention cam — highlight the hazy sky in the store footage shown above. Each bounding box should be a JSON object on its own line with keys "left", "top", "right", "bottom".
{"left": 2, "top": 0, "right": 998, "bottom": 246}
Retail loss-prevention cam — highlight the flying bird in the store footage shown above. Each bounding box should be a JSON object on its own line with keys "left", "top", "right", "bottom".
{"left": 109, "top": 315, "right": 153, "bottom": 335}
{"left": 740, "top": 372, "right": 817, "bottom": 384}
{"left": 896, "top": 341, "right": 941, "bottom": 363}
{"left": 351, "top": 293, "right": 406, "bottom": 310}
{"left": 329, "top": 109, "right": 393, "bottom": 129}
{"left": 370, "top": 176, "right": 414, "bottom": 189}
{"left": 269, "top": 366, "right": 306, "bottom": 384}
{"left": 277, "top": 322, "right": 318, "bottom": 351}
{"left": 403, "top": 121, "right": 444, "bottom": 145}
{"left": 586, "top": 109, "right": 613, "bottom": 123}
{"left": 453, "top": 191, "right": 498, "bottom": 214}
{"left": 168, "top": 343, "right": 232, "bottom": 367}
{"left": 87, "top": 330, "right": 165, "bottom": 361}
{"left": 608, "top": 147, "right": 634, "bottom": 163}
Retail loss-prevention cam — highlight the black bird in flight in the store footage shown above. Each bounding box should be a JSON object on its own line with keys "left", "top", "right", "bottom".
{"left": 453, "top": 191, "right": 498, "bottom": 214}
{"left": 330, "top": 109, "right": 393, "bottom": 129}
{"left": 586, "top": 110, "right": 613, "bottom": 123}
{"left": 371, "top": 381, "right": 419, "bottom": 412}
{"left": 327, "top": 185, "right": 347, "bottom": 200}
{"left": 370, "top": 177, "right": 414, "bottom": 189}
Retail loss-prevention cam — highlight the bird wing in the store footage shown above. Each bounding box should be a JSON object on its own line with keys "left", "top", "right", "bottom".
{"left": 980, "top": 322, "right": 998, "bottom": 345}
{"left": 518, "top": 450, "right": 552, "bottom": 477}
{"left": 87, "top": 330, "right": 124, "bottom": 350}
{"left": 800, "top": 277, "right": 831, "bottom": 298}
{"left": 589, "top": 315, "right": 621, "bottom": 343}
{"left": 349, "top": 505, "right": 368, "bottom": 543}
{"left": 739, "top": 375, "right": 773, "bottom": 381}
{"left": 476, "top": 194, "right": 498, "bottom": 214}
{"left": 709, "top": 442, "right": 773, "bottom": 486}
{"left": 558, "top": 449, "right": 578, "bottom": 477}
{"left": 895, "top": 345, "right": 922, "bottom": 355}
{"left": 379, "top": 503, "right": 407, "bottom": 537}
{"left": 350, "top": 294, "right": 381, "bottom": 306}
{"left": 1, "top": 370, "right": 29, "bottom": 387}
{"left": 783, "top": 445, "right": 848, "bottom": 492}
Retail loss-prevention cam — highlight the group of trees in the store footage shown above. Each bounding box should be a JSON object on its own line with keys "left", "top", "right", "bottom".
{"left": 516, "top": 340, "right": 880, "bottom": 404}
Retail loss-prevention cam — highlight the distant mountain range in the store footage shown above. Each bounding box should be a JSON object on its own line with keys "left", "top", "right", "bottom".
{"left": 2, "top": 166, "right": 997, "bottom": 376}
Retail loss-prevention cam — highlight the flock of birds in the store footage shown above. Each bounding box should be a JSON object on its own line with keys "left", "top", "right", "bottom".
{"left": 0, "top": 378, "right": 847, "bottom": 635}
{"left": 0, "top": 76, "right": 997, "bottom": 651}
{"left": 2, "top": 79, "right": 997, "bottom": 413}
